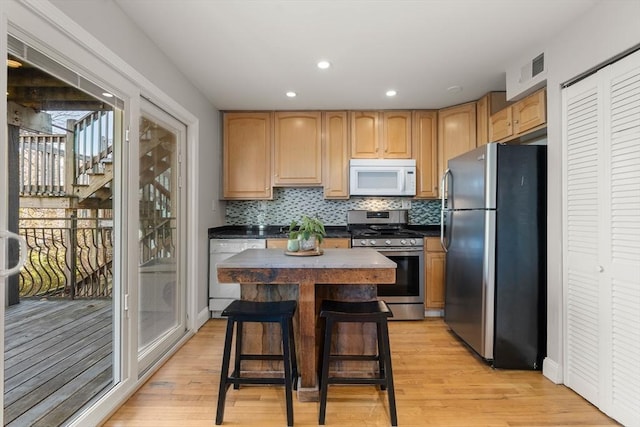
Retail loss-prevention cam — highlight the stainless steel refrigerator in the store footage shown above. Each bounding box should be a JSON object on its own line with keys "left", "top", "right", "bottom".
{"left": 440, "top": 142, "right": 546, "bottom": 369}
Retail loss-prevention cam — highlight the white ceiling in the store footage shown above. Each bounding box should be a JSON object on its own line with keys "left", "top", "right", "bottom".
{"left": 114, "top": 0, "right": 599, "bottom": 111}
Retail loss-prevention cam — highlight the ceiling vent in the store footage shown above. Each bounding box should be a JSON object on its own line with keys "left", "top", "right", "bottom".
{"left": 519, "top": 52, "right": 545, "bottom": 84}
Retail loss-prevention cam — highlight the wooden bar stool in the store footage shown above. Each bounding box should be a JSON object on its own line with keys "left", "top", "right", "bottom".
{"left": 215, "top": 300, "right": 298, "bottom": 426}
{"left": 318, "top": 299, "right": 398, "bottom": 426}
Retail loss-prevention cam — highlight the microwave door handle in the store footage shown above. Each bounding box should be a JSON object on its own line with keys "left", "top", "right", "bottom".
{"left": 399, "top": 170, "right": 406, "bottom": 192}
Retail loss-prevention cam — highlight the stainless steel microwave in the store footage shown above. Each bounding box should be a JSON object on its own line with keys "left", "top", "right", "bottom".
{"left": 349, "top": 159, "right": 416, "bottom": 196}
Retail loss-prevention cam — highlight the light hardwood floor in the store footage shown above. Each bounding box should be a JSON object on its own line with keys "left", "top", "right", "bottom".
{"left": 104, "top": 318, "right": 618, "bottom": 426}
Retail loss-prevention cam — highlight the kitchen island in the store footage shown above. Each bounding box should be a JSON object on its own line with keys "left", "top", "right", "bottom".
{"left": 216, "top": 248, "right": 396, "bottom": 401}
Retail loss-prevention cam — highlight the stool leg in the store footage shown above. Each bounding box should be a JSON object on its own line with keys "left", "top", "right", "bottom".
{"left": 288, "top": 318, "right": 298, "bottom": 391}
{"left": 281, "top": 318, "right": 294, "bottom": 427}
{"left": 232, "top": 321, "right": 243, "bottom": 390}
{"left": 379, "top": 320, "right": 398, "bottom": 427}
{"left": 215, "top": 318, "right": 236, "bottom": 425}
{"left": 318, "top": 317, "right": 334, "bottom": 425}
{"left": 376, "top": 321, "right": 387, "bottom": 390}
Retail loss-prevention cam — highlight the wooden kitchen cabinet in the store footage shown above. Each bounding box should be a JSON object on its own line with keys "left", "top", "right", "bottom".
{"left": 350, "top": 111, "right": 412, "bottom": 159}
{"left": 412, "top": 110, "right": 438, "bottom": 198}
{"left": 266, "top": 238, "right": 287, "bottom": 248}
{"left": 437, "top": 102, "right": 477, "bottom": 183}
{"left": 489, "top": 88, "right": 546, "bottom": 142}
{"left": 476, "top": 92, "right": 510, "bottom": 146}
{"left": 323, "top": 112, "right": 349, "bottom": 199}
{"left": 320, "top": 238, "right": 351, "bottom": 248}
{"left": 274, "top": 112, "right": 322, "bottom": 186}
{"left": 513, "top": 88, "right": 546, "bottom": 135}
{"left": 382, "top": 111, "right": 412, "bottom": 158}
{"left": 425, "top": 237, "right": 446, "bottom": 311}
{"left": 223, "top": 112, "right": 273, "bottom": 199}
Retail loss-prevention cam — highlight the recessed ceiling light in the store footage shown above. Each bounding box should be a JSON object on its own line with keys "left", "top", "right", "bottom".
{"left": 386, "top": 90, "right": 397, "bottom": 97}
{"left": 286, "top": 91, "right": 297, "bottom": 98}
{"left": 102, "top": 92, "right": 114, "bottom": 98}
{"left": 447, "top": 85, "right": 463, "bottom": 94}
{"left": 317, "top": 60, "right": 331, "bottom": 69}
{"left": 7, "top": 59, "right": 22, "bottom": 68}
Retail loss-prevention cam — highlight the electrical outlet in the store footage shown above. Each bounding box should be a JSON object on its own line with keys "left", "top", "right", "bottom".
{"left": 401, "top": 199, "right": 412, "bottom": 209}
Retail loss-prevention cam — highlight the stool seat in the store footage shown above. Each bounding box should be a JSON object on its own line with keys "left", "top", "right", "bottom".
{"left": 320, "top": 299, "right": 393, "bottom": 318}
{"left": 318, "top": 299, "right": 398, "bottom": 426}
{"left": 216, "top": 299, "right": 298, "bottom": 426}
{"left": 222, "top": 299, "right": 297, "bottom": 319}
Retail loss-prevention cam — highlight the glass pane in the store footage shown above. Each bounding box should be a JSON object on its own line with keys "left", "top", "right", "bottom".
{"left": 5, "top": 45, "right": 120, "bottom": 425}
{"left": 137, "top": 113, "right": 181, "bottom": 357}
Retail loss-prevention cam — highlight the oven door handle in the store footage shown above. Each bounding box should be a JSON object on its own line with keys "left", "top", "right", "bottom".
{"left": 361, "top": 248, "right": 423, "bottom": 255}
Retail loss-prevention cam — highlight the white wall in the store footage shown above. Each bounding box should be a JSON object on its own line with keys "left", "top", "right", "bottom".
{"left": 504, "top": 0, "right": 640, "bottom": 383}
{"left": 48, "top": 0, "right": 225, "bottom": 323}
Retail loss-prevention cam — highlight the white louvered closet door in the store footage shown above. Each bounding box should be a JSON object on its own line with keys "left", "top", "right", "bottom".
{"left": 563, "top": 49, "right": 640, "bottom": 427}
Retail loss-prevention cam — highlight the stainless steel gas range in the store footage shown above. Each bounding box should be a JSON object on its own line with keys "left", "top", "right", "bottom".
{"left": 348, "top": 210, "right": 424, "bottom": 320}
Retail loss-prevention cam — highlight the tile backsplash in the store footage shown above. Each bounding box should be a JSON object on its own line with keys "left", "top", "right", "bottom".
{"left": 225, "top": 187, "right": 441, "bottom": 226}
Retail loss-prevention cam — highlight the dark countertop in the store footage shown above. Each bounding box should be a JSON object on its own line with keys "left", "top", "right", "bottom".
{"left": 407, "top": 225, "right": 441, "bottom": 237}
{"left": 208, "top": 224, "right": 440, "bottom": 239}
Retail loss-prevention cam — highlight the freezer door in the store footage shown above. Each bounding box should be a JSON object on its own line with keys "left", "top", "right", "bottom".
{"left": 448, "top": 143, "right": 497, "bottom": 210}
{"left": 444, "top": 209, "right": 496, "bottom": 359}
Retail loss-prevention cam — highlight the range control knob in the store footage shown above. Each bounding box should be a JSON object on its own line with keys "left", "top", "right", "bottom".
{"left": 370, "top": 240, "right": 377, "bottom": 246}
{"left": 410, "top": 239, "right": 417, "bottom": 246}
{"left": 385, "top": 240, "right": 392, "bottom": 245}
{"left": 400, "top": 239, "right": 407, "bottom": 245}
{"left": 360, "top": 240, "right": 367, "bottom": 246}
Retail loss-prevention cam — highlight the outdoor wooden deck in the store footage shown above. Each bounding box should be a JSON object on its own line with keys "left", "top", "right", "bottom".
{"left": 4, "top": 298, "right": 113, "bottom": 427}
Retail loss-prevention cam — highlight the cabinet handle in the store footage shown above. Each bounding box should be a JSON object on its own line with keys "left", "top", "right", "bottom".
{"left": 597, "top": 265, "right": 604, "bottom": 273}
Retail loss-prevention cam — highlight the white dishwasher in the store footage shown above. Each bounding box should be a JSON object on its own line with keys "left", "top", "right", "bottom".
{"left": 209, "top": 238, "right": 266, "bottom": 317}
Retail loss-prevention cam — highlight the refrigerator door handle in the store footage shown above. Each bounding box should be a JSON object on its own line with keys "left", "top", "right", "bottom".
{"left": 440, "top": 169, "right": 452, "bottom": 252}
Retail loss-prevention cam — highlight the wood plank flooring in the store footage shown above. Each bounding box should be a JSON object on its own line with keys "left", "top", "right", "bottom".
{"left": 4, "top": 299, "right": 113, "bottom": 427}
{"left": 104, "top": 318, "right": 618, "bottom": 427}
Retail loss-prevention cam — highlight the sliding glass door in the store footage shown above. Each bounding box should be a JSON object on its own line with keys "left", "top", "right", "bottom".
{"left": 3, "top": 35, "right": 123, "bottom": 426}
{"left": 137, "top": 99, "right": 187, "bottom": 373}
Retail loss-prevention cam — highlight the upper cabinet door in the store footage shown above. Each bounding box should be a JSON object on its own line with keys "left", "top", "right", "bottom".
{"left": 273, "top": 112, "right": 322, "bottom": 186}
{"left": 323, "top": 112, "right": 349, "bottom": 199}
{"left": 489, "top": 107, "right": 513, "bottom": 141}
{"left": 513, "top": 89, "right": 546, "bottom": 135}
{"left": 437, "top": 102, "right": 477, "bottom": 181}
{"left": 223, "top": 112, "right": 273, "bottom": 199}
{"left": 351, "top": 111, "right": 412, "bottom": 159}
{"left": 382, "top": 111, "right": 412, "bottom": 158}
{"left": 413, "top": 110, "right": 438, "bottom": 198}
{"left": 350, "top": 111, "right": 380, "bottom": 158}
{"left": 477, "top": 92, "right": 509, "bottom": 146}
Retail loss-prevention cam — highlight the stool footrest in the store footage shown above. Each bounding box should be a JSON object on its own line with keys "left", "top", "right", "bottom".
{"left": 238, "top": 354, "right": 287, "bottom": 361}
{"left": 327, "top": 377, "right": 387, "bottom": 386}
{"left": 227, "top": 376, "right": 287, "bottom": 386}
{"left": 329, "top": 354, "right": 379, "bottom": 362}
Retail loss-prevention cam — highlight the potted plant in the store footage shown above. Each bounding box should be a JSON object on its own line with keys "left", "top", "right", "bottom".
{"left": 286, "top": 220, "right": 300, "bottom": 252}
{"left": 296, "top": 215, "right": 326, "bottom": 251}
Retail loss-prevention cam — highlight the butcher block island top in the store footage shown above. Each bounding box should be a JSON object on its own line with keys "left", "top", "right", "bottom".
{"left": 216, "top": 248, "right": 397, "bottom": 401}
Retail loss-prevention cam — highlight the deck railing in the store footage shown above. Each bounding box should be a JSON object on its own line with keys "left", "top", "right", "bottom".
{"left": 18, "top": 217, "right": 114, "bottom": 298}
{"left": 18, "top": 134, "right": 67, "bottom": 196}
{"left": 18, "top": 216, "right": 176, "bottom": 299}
{"left": 18, "top": 111, "right": 114, "bottom": 197}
